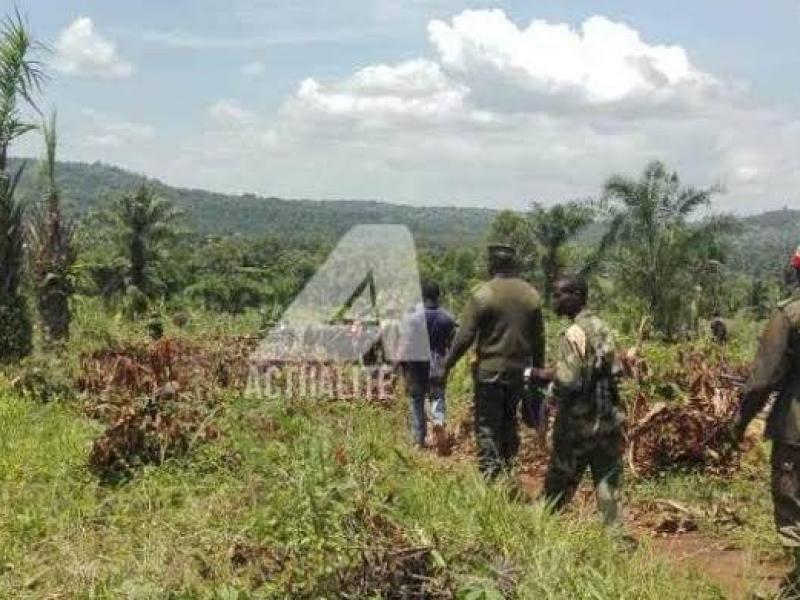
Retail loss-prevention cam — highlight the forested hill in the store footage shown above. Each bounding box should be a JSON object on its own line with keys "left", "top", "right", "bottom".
{"left": 9, "top": 158, "right": 496, "bottom": 247}
{"left": 741, "top": 208, "right": 800, "bottom": 230}
{"left": 10, "top": 157, "right": 800, "bottom": 255}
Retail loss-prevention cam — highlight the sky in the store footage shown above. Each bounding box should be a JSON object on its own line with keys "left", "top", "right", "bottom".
{"left": 9, "top": 0, "right": 800, "bottom": 213}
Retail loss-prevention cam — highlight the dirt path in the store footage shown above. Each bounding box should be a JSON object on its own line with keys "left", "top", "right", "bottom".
{"left": 642, "top": 533, "right": 785, "bottom": 599}
{"left": 516, "top": 474, "right": 786, "bottom": 599}
{"left": 439, "top": 424, "right": 787, "bottom": 598}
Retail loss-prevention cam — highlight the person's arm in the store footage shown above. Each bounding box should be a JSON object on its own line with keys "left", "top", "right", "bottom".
{"left": 531, "top": 307, "right": 546, "bottom": 370}
{"left": 733, "top": 308, "right": 792, "bottom": 438}
{"left": 552, "top": 325, "right": 585, "bottom": 397}
{"left": 444, "top": 296, "right": 479, "bottom": 374}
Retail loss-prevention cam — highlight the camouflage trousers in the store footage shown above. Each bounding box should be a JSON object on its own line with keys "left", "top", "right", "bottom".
{"left": 543, "top": 428, "right": 623, "bottom": 525}
{"left": 772, "top": 443, "right": 800, "bottom": 548}
{"left": 473, "top": 372, "right": 523, "bottom": 479}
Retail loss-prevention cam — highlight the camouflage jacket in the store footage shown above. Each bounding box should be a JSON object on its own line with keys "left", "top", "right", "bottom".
{"left": 552, "top": 309, "right": 624, "bottom": 438}
{"left": 737, "top": 290, "right": 800, "bottom": 443}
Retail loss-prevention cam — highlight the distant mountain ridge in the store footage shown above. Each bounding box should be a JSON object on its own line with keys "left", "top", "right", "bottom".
{"left": 9, "top": 158, "right": 496, "bottom": 247}
{"left": 9, "top": 158, "right": 800, "bottom": 257}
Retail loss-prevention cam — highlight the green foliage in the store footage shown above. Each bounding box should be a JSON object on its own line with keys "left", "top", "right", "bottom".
{"left": 87, "top": 186, "right": 182, "bottom": 314}
{"left": 0, "top": 12, "right": 42, "bottom": 362}
{"left": 28, "top": 112, "right": 76, "bottom": 342}
{"left": 487, "top": 210, "right": 539, "bottom": 281}
{"left": 7, "top": 355, "right": 74, "bottom": 402}
{"left": 0, "top": 166, "right": 28, "bottom": 361}
{"left": 0, "top": 9, "right": 44, "bottom": 171}
{"left": 419, "top": 246, "right": 480, "bottom": 310}
{"left": 486, "top": 201, "right": 595, "bottom": 304}
{"left": 600, "top": 161, "right": 738, "bottom": 339}
{"left": 528, "top": 200, "right": 595, "bottom": 305}
{"left": 0, "top": 292, "right": 31, "bottom": 362}
{"left": 0, "top": 376, "right": 720, "bottom": 598}
{"left": 11, "top": 159, "right": 495, "bottom": 246}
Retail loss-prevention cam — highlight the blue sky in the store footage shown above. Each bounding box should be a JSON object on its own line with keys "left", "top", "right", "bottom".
{"left": 10, "top": 0, "right": 800, "bottom": 213}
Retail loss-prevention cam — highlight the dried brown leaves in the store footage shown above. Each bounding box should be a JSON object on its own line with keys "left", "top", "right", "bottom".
{"left": 626, "top": 350, "right": 752, "bottom": 478}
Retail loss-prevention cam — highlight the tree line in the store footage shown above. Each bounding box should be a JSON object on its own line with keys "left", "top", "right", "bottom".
{"left": 0, "top": 13, "right": 793, "bottom": 364}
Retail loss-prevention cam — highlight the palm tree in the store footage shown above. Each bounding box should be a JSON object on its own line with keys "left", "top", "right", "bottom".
{"left": 0, "top": 10, "right": 43, "bottom": 171}
{"left": 29, "top": 112, "right": 75, "bottom": 342}
{"left": 98, "top": 185, "right": 181, "bottom": 314}
{"left": 0, "top": 11, "right": 45, "bottom": 362}
{"left": 528, "top": 201, "right": 594, "bottom": 305}
{"left": 601, "top": 161, "right": 736, "bottom": 338}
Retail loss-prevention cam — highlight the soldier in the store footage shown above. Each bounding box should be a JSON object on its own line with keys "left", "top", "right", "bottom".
{"left": 444, "top": 244, "right": 545, "bottom": 479}
{"left": 729, "top": 247, "right": 800, "bottom": 593}
{"left": 537, "top": 276, "right": 625, "bottom": 526}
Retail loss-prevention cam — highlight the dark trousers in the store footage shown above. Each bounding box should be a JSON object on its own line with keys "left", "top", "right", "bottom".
{"left": 772, "top": 443, "right": 800, "bottom": 548}
{"left": 474, "top": 373, "right": 523, "bottom": 479}
{"left": 543, "top": 429, "right": 623, "bottom": 525}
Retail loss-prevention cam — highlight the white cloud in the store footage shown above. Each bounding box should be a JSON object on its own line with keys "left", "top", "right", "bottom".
{"left": 80, "top": 109, "right": 154, "bottom": 148}
{"left": 53, "top": 18, "right": 133, "bottom": 79}
{"left": 241, "top": 61, "right": 266, "bottom": 77}
{"left": 428, "top": 12, "right": 715, "bottom": 107}
{"left": 289, "top": 60, "right": 474, "bottom": 125}
{"left": 131, "top": 10, "right": 800, "bottom": 213}
{"left": 209, "top": 99, "right": 257, "bottom": 125}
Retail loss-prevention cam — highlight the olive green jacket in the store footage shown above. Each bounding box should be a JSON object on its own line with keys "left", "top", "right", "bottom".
{"left": 737, "top": 290, "right": 800, "bottom": 443}
{"left": 444, "top": 275, "right": 545, "bottom": 378}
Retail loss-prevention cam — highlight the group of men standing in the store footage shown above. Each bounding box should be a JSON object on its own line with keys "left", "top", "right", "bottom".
{"left": 403, "top": 243, "right": 624, "bottom": 525}
{"left": 404, "top": 241, "right": 800, "bottom": 593}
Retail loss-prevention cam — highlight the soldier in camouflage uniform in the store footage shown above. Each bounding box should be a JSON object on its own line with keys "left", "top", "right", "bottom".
{"left": 537, "top": 276, "right": 625, "bottom": 525}
{"left": 730, "top": 247, "right": 800, "bottom": 593}
{"left": 444, "top": 244, "right": 546, "bottom": 479}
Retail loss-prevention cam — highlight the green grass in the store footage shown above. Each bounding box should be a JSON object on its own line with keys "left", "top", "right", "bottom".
{"left": 0, "top": 380, "right": 730, "bottom": 599}
{"left": 0, "top": 302, "right": 778, "bottom": 598}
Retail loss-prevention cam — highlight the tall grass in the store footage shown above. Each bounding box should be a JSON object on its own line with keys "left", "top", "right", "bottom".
{"left": 0, "top": 380, "right": 726, "bottom": 598}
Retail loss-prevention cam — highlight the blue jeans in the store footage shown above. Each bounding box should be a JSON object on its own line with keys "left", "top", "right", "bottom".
{"left": 409, "top": 378, "right": 446, "bottom": 446}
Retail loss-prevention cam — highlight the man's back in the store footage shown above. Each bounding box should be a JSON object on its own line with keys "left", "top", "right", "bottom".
{"left": 424, "top": 306, "right": 457, "bottom": 357}
{"left": 447, "top": 275, "right": 544, "bottom": 376}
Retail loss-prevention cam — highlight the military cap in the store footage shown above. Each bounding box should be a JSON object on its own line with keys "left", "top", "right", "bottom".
{"left": 487, "top": 243, "right": 516, "bottom": 259}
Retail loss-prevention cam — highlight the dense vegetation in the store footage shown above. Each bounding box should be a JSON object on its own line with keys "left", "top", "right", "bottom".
{"left": 0, "top": 10, "right": 799, "bottom": 599}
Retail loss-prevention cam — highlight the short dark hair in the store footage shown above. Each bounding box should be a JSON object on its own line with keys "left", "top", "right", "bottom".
{"left": 557, "top": 275, "right": 589, "bottom": 303}
{"left": 422, "top": 281, "right": 441, "bottom": 303}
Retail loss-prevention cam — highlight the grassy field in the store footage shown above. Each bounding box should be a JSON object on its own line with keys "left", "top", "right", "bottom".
{"left": 0, "top": 303, "right": 781, "bottom": 598}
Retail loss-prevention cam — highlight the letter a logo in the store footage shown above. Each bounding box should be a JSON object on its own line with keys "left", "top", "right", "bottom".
{"left": 251, "top": 225, "right": 431, "bottom": 364}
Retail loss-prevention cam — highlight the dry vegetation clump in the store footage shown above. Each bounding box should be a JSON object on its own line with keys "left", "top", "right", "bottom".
{"left": 227, "top": 538, "right": 289, "bottom": 588}
{"left": 77, "top": 336, "right": 255, "bottom": 481}
{"left": 87, "top": 389, "right": 220, "bottom": 481}
{"left": 444, "top": 348, "right": 754, "bottom": 482}
{"left": 626, "top": 350, "right": 753, "bottom": 478}
{"left": 306, "top": 508, "right": 455, "bottom": 600}
{"left": 77, "top": 336, "right": 257, "bottom": 400}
